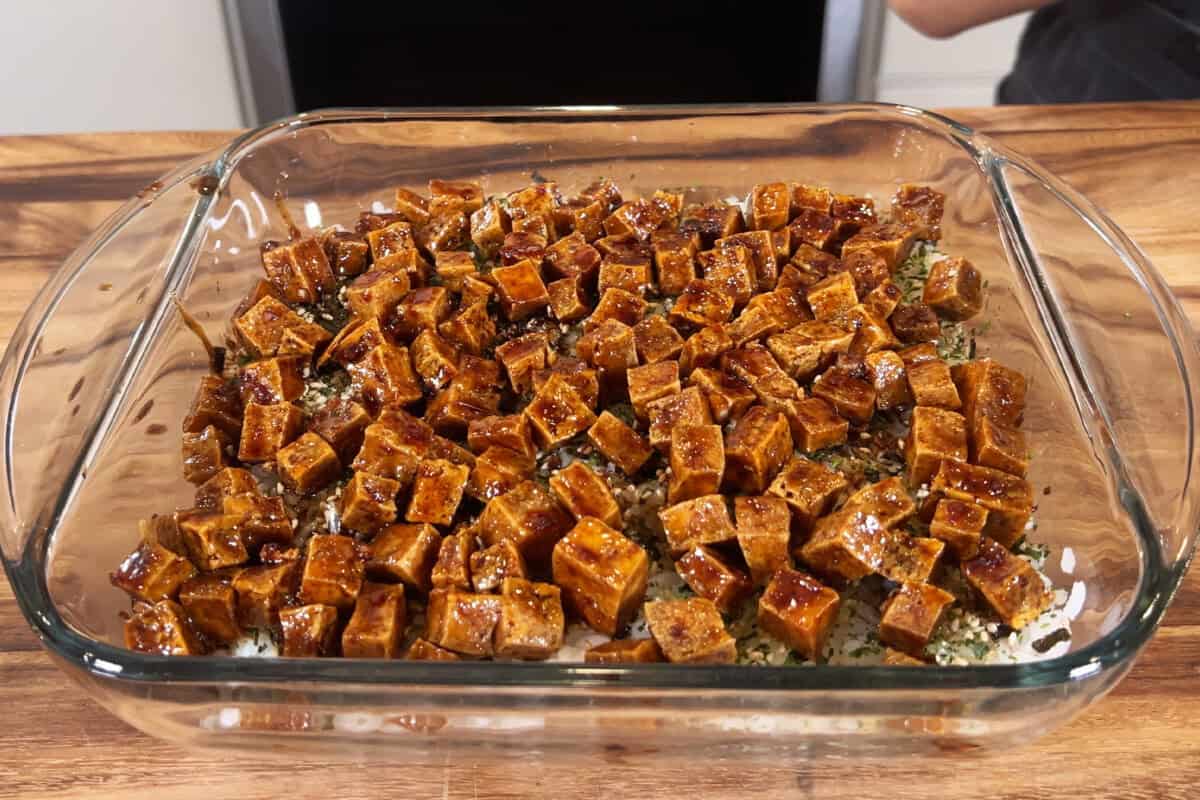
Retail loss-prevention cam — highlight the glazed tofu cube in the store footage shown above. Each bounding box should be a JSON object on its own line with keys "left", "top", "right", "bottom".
{"left": 890, "top": 303, "right": 941, "bottom": 344}
{"left": 899, "top": 345, "right": 939, "bottom": 370}
{"left": 223, "top": 493, "right": 293, "bottom": 551}
{"left": 791, "top": 183, "right": 833, "bottom": 214}
{"left": 549, "top": 461, "right": 622, "bottom": 529}
{"left": 178, "top": 512, "right": 247, "bottom": 571}
{"left": 391, "top": 187, "right": 430, "bottom": 226}
{"left": 407, "top": 459, "right": 470, "bottom": 526}
{"left": 468, "top": 446, "right": 535, "bottom": 501}
{"left": 467, "top": 414, "right": 536, "bottom": 459}
{"left": 478, "top": 480, "right": 573, "bottom": 563}
{"left": 669, "top": 279, "right": 735, "bottom": 327}
{"left": 880, "top": 581, "right": 955, "bottom": 657}
{"left": 651, "top": 229, "right": 699, "bottom": 295}
{"left": 494, "top": 578, "right": 565, "bottom": 660}
{"left": 788, "top": 244, "right": 840, "bottom": 287}
{"left": 806, "top": 271, "right": 858, "bottom": 322}
{"left": 679, "top": 324, "right": 733, "bottom": 376}
{"left": 580, "top": 178, "right": 623, "bottom": 213}
{"left": 768, "top": 456, "right": 849, "bottom": 531}
{"left": 367, "top": 219, "right": 417, "bottom": 261}
{"left": 552, "top": 517, "right": 649, "bottom": 635}
{"left": 892, "top": 184, "right": 946, "bottom": 240}
{"left": 847, "top": 304, "right": 901, "bottom": 356}
{"left": 406, "top": 638, "right": 462, "bottom": 660}
{"left": 182, "top": 425, "right": 229, "bottom": 485}
{"left": 347, "top": 343, "right": 424, "bottom": 414}
{"left": 469, "top": 540, "right": 529, "bottom": 593}
{"left": 587, "top": 411, "right": 653, "bottom": 475}
{"left": 507, "top": 183, "right": 559, "bottom": 238}
{"left": 555, "top": 198, "right": 606, "bottom": 243}
{"left": 787, "top": 208, "right": 838, "bottom": 252}
{"left": 525, "top": 373, "right": 597, "bottom": 447}
{"left": 235, "top": 296, "right": 332, "bottom": 359}
{"left": 841, "top": 223, "right": 918, "bottom": 272}
{"left": 725, "top": 305, "right": 782, "bottom": 349}
{"left": 724, "top": 406, "right": 793, "bottom": 493}
{"left": 734, "top": 495, "right": 793, "bottom": 586}
{"left": 178, "top": 573, "right": 239, "bottom": 644}
{"left": 320, "top": 316, "right": 388, "bottom": 368}
{"left": 490, "top": 259, "right": 550, "bottom": 321}
{"left": 346, "top": 269, "right": 411, "bottom": 320}
{"left": 924, "top": 256, "right": 983, "bottom": 321}
{"left": 963, "top": 537, "right": 1053, "bottom": 629}
{"left": 799, "top": 509, "right": 892, "bottom": 580}
{"left": 438, "top": 300, "right": 497, "bottom": 356}
{"left": 547, "top": 277, "right": 591, "bottom": 322}
{"left": 125, "top": 600, "right": 204, "bottom": 656}
{"left": 766, "top": 321, "right": 854, "bottom": 380}
{"left": 929, "top": 499, "right": 987, "bottom": 560}
{"left": 882, "top": 537, "right": 946, "bottom": 585}
{"left": 232, "top": 560, "right": 298, "bottom": 629}
{"left": 499, "top": 230, "right": 547, "bottom": 267}
{"left": 627, "top": 361, "right": 681, "bottom": 419}
{"left": 689, "top": 367, "right": 756, "bottom": 424}
{"left": 433, "top": 251, "right": 477, "bottom": 291}
{"left": 864, "top": 279, "right": 903, "bottom": 320}
{"left": 390, "top": 286, "right": 452, "bottom": 339}
{"left": 339, "top": 472, "right": 400, "bottom": 534}
{"left": 299, "top": 534, "right": 364, "bottom": 609}
{"left": 576, "top": 318, "right": 639, "bottom": 378}
{"left": 864, "top": 350, "right": 912, "bottom": 410}
{"left": 425, "top": 381, "right": 496, "bottom": 438}
{"left": 351, "top": 423, "right": 420, "bottom": 485}
{"left": 605, "top": 196, "right": 676, "bottom": 240}
{"left": 838, "top": 250, "right": 891, "bottom": 296}
{"left": 953, "top": 358, "right": 1027, "bottom": 430}
{"left": 239, "top": 356, "right": 305, "bottom": 406}
{"left": 183, "top": 374, "right": 242, "bottom": 439}
{"left": 930, "top": 460, "right": 1033, "bottom": 547}
{"left": 675, "top": 545, "right": 752, "bottom": 613}
{"left": 111, "top": 540, "right": 197, "bottom": 603}
{"left": 749, "top": 182, "right": 791, "bottom": 230}
{"left": 495, "top": 332, "right": 551, "bottom": 394}
{"left": 842, "top": 477, "right": 916, "bottom": 528}
{"left": 658, "top": 494, "right": 737, "bottom": 554}
{"left": 595, "top": 232, "right": 652, "bottom": 269}
{"left": 431, "top": 531, "right": 475, "bottom": 591}
{"left": 812, "top": 365, "right": 877, "bottom": 424}
{"left": 598, "top": 259, "right": 651, "bottom": 295}
{"left": 633, "top": 315, "right": 685, "bottom": 364}
{"left": 261, "top": 238, "right": 335, "bottom": 303}
{"left": 308, "top": 397, "right": 370, "bottom": 462}
{"left": 367, "top": 522, "right": 441, "bottom": 591}
{"left": 194, "top": 466, "right": 259, "bottom": 511}
{"left": 644, "top": 598, "right": 736, "bottom": 664}
{"left": 720, "top": 346, "right": 783, "bottom": 385}
{"left": 830, "top": 194, "right": 876, "bottom": 237}
{"left": 410, "top": 329, "right": 460, "bottom": 391}
{"left": 430, "top": 179, "right": 484, "bottom": 214}
{"left": 668, "top": 424, "right": 724, "bottom": 504}
{"left": 906, "top": 406, "right": 968, "bottom": 486}
{"left": 697, "top": 244, "right": 756, "bottom": 306}
{"left": 586, "top": 287, "right": 646, "bottom": 330}
{"left": 533, "top": 358, "right": 600, "bottom": 409}
{"left": 425, "top": 590, "right": 503, "bottom": 656}
{"left": 276, "top": 432, "right": 340, "bottom": 494}
{"left": 745, "top": 285, "right": 812, "bottom": 331}
{"left": 757, "top": 568, "right": 840, "bottom": 660}
{"left": 585, "top": 638, "right": 664, "bottom": 663}
{"left": 908, "top": 359, "right": 962, "bottom": 409}
{"left": 647, "top": 385, "right": 712, "bottom": 452}
{"left": 790, "top": 397, "right": 850, "bottom": 452}
{"left": 322, "top": 230, "right": 371, "bottom": 277}
{"left": 416, "top": 208, "right": 469, "bottom": 255}
{"left": 751, "top": 370, "right": 806, "bottom": 425}
{"left": 341, "top": 582, "right": 407, "bottom": 658}
{"left": 972, "top": 416, "right": 1028, "bottom": 476}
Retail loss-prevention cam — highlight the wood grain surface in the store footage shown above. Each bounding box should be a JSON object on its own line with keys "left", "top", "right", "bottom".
{"left": 1, "top": 105, "right": 1199, "bottom": 799}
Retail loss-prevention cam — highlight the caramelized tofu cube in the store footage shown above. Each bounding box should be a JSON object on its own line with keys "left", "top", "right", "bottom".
{"left": 750, "top": 371, "right": 806, "bottom": 424}
{"left": 580, "top": 178, "right": 623, "bottom": 213}
{"left": 478, "top": 480, "right": 573, "bottom": 563}
{"left": 341, "top": 582, "right": 407, "bottom": 658}
{"left": 963, "top": 538, "right": 1052, "bottom": 629}
{"left": 788, "top": 209, "right": 838, "bottom": 252}
{"left": 830, "top": 194, "right": 876, "bottom": 237}
{"left": 595, "top": 232, "right": 652, "bottom": 268}
{"left": 367, "top": 219, "right": 417, "bottom": 261}
{"left": 469, "top": 540, "right": 529, "bottom": 593}
{"left": 746, "top": 285, "right": 812, "bottom": 330}
{"left": 924, "top": 256, "right": 983, "bottom": 321}
{"left": 179, "top": 573, "right": 239, "bottom": 644}
{"left": 679, "top": 324, "right": 733, "bottom": 376}
{"left": 598, "top": 259, "right": 652, "bottom": 295}
{"left": 864, "top": 279, "right": 903, "bottom": 320}
{"left": 467, "top": 414, "right": 536, "bottom": 459}
{"left": 724, "top": 406, "right": 793, "bottom": 493}
{"left": 647, "top": 385, "right": 712, "bottom": 452}
{"left": 587, "top": 411, "right": 653, "bottom": 475}
{"left": 668, "top": 424, "right": 724, "bottom": 504}
{"left": 407, "top": 459, "right": 470, "bottom": 526}
{"left": 346, "top": 269, "right": 411, "bottom": 320}
{"left": 812, "top": 365, "right": 877, "bottom": 424}
{"left": 788, "top": 243, "right": 840, "bottom": 285}
{"left": 320, "top": 316, "right": 388, "bottom": 368}
{"left": 892, "top": 184, "right": 946, "bottom": 240}
{"left": 261, "top": 238, "right": 335, "bottom": 303}
{"left": 299, "top": 534, "right": 364, "bottom": 609}
{"left": 748, "top": 182, "right": 791, "bottom": 231}
{"left": 972, "top": 416, "right": 1029, "bottom": 477}
{"left": 194, "top": 466, "right": 258, "bottom": 511}
{"left": 406, "top": 638, "right": 462, "bottom": 660}
{"left": 586, "top": 287, "right": 646, "bottom": 330}
{"left": 930, "top": 460, "right": 1033, "bottom": 547}
{"left": 367, "top": 523, "right": 441, "bottom": 591}
{"left": 576, "top": 318, "right": 639, "bottom": 376}
{"left": 429, "top": 179, "right": 484, "bottom": 214}
{"left": 929, "top": 499, "right": 987, "bottom": 560}
{"left": 585, "top": 638, "right": 664, "bottom": 663}
{"left": 468, "top": 446, "right": 534, "bottom": 501}
{"left": 339, "top": 472, "right": 400, "bottom": 534}
{"left": 494, "top": 578, "right": 565, "bottom": 659}
{"left": 806, "top": 271, "right": 858, "bottom": 322}
{"left": 627, "top": 361, "right": 681, "bottom": 419}
{"left": 491, "top": 259, "right": 550, "bottom": 320}
{"left": 276, "top": 432, "right": 340, "bottom": 494}
{"left": 799, "top": 509, "right": 892, "bottom": 580}
{"left": 409, "top": 329, "right": 460, "bottom": 392}
{"left": 308, "top": 399, "right": 369, "bottom": 464}
{"left": 651, "top": 229, "right": 699, "bottom": 295}
{"left": 232, "top": 560, "right": 298, "bottom": 629}
{"left": 278, "top": 604, "right": 339, "bottom": 657}
{"left": 605, "top": 197, "right": 676, "bottom": 240}
{"left": 669, "top": 279, "right": 735, "bottom": 327}
{"left": 416, "top": 208, "right": 469, "bottom": 255}
{"left": 346, "top": 343, "right": 424, "bottom": 413}
{"left": 864, "top": 350, "right": 912, "bottom": 410}
{"left": 111, "top": 540, "right": 197, "bottom": 603}
{"left": 675, "top": 545, "right": 752, "bottom": 613}
{"left": 499, "top": 230, "right": 547, "bottom": 267}
{"left": 883, "top": 541, "right": 944, "bottom": 584}
{"left": 899, "top": 342, "right": 940, "bottom": 367}
{"left": 533, "top": 358, "right": 601, "bottom": 409}
{"left": 697, "top": 244, "right": 756, "bottom": 307}
{"left": 182, "top": 425, "right": 229, "bottom": 485}
{"left": 425, "top": 589, "right": 502, "bottom": 656}
{"left": 392, "top": 187, "right": 431, "bottom": 226}
{"left": 434, "top": 250, "right": 477, "bottom": 290}
{"left": 727, "top": 303, "right": 785, "bottom": 350}
{"left": 884, "top": 647, "right": 927, "bottom": 665}
{"left": 644, "top": 598, "right": 736, "bottom": 664}
{"left": 953, "top": 358, "right": 1027, "bottom": 430}
{"left": 719, "top": 346, "right": 782, "bottom": 385}
{"left": 790, "top": 397, "right": 850, "bottom": 452}
{"left": 495, "top": 332, "right": 550, "bottom": 394}
{"left": 658, "top": 494, "right": 737, "bottom": 554}
{"left": 689, "top": 367, "right": 756, "bottom": 424}
{"left": 223, "top": 493, "right": 292, "bottom": 551}
{"left": 841, "top": 223, "right": 918, "bottom": 272}
{"left": 525, "top": 373, "right": 598, "bottom": 447}
{"left": 125, "top": 600, "right": 204, "bottom": 655}
{"left": 891, "top": 303, "right": 941, "bottom": 343}
{"left": 179, "top": 512, "right": 248, "bottom": 571}
{"left": 547, "top": 277, "right": 591, "bottom": 322}
{"left": 352, "top": 423, "right": 420, "bottom": 485}
{"left": 549, "top": 461, "right": 622, "bottom": 528}
{"left": 768, "top": 456, "right": 848, "bottom": 531}
{"left": 507, "top": 184, "right": 558, "bottom": 239}
{"left": 555, "top": 198, "right": 606, "bottom": 243}
{"left": 766, "top": 321, "right": 854, "bottom": 380}
{"left": 880, "top": 581, "right": 955, "bottom": 657}
{"left": 235, "top": 296, "right": 332, "bottom": 359}
{"left": 906, "top": 406, "right": 968, "bottom": 486}
{"left": 790, "top": 183, "right": 833, "bottom": 214}
{"left": 837, "top": 250, "right": 892, "bottom": 296}
{"left": 431, "top": 531, "right": 475, "bottom": 591}
{"left": 439, "top": 300, "right": 497, "bottom": 355}
{"left": 847, "top": 304, "right": 901, "bottom": 355}
{"left": 552, "top": 517, "right": 649, "bottom": 635}
{"left": 546, "top": 233, "right": 603, "bottom": 282}
{"left": 322, "top": 230, "right": 371, "bottom": 277}
{"left": 734, "top": 495, "right": 793, "bottom": 586}
{"left": 757, "top": 568, "right": 840, "bottom": 659}
{"left": 908, "top": 359, "right": 962, "bottom": 409}
{"left": 633, "top": 315, "right": 685, "bottom": 364}
{"left": 390, "top": 286, "right": 452, "bottom": 339}
{"left": 842, "top": 477, "right": 916, "bottom": 528}
{"left": 679, "top": 202, "right": 744, "bottom": 248}
{"left": 183, "top": 374, "right": 242, "bottom": 439}
{"left": 239, "top": 356, "right": 305, "bottom": 406}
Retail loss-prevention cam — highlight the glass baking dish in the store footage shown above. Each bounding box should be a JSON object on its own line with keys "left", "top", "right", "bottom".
{"left": 1, "top": 104, "right": 1196, "bottom": 759}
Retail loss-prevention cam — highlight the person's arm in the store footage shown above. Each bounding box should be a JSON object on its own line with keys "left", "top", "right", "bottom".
{"left": 887, "top": 0, "right": 1056, "bottom": 39}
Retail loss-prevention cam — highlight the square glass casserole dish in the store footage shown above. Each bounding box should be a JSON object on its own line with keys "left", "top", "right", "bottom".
{"left": 1, "top": 104, "right": 1196, "bottom": 758}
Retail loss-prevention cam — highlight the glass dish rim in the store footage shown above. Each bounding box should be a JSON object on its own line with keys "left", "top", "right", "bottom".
{"left": 3, "top": 101, "right": 1195, "bottom": 693}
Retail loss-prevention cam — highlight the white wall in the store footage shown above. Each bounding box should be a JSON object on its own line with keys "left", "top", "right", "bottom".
{"left": 875, "top": 10, "right": 1030, "bottom": 108}
{"left": 0, "top": 2, "right": 242, "bottom": 135}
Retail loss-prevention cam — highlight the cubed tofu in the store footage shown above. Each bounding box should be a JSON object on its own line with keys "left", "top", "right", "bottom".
{"left": 790, "top": 397, "right": 850, "bottom": 452}
{"left": 688, "top": 367, "right": 756, "bottom": 424}
{"left": 627, "top": 361, "right": 681, "bottom": 419}
{"left": 495, "top": 332, "right": 550, "bottom": 394}
{"left": 879, "top": 535, "right": 945, "bottom": 584}
{"left": 634, "top": 315, "right": 685, "bottom": 364}
{"left": 812, "top": 365, "right": 877, "bottom": 424}
{"left": 182, "top": 425, "right": 229, "bottom": 485}
{"left": 346, "top": 269, "right": 411, "bottom": 320}
{"left": 340, "top": 582, "right": 407, "bottom": 658}
{"left": 276, "top": 432, "right": 341, "bottom": 494}
{"left": 749, "top": 182, "right": 791, "bottom": 231}
{"left": 545, "top": 231, "right": 602, "bottom": 282}
{"left": 125, "top": 599, "right": 205, "bottom": 655}
{"left": 339, "top": 472, "right": 400, "bottom": 534}
{"left": 299, "top": 534, "right": 364, "bottom": 609}
{"left": 842, "top": 477, "right": 916, "bottom": 528}
{"left": 586, "top": 287, "right": 646, "bottom": 330}
{"left": 837, "top": 250, "right": 892, "bottom": 295}
{"left": 469, "top": 540, "right": 529, "bottom": 593}
{"left": 439, "top": 300, "right": 497, "bottom": 356}
{"left": 864, "top": 279, "right": 903, "bottom": 320}
{"left": 466, "top": 414, "right": 536, "bottom": 460}
{"left": 953, "top": 358, "right": 1027, "bottom": 430}
{"left": 478, "top": 480, "right": 574, "bottom": 563}
{"left": 972, "top": 416, "right": 1029, "bottom": 476}
{"left": 549, "top": 461, "right": 622, "bottom": 529}
{"left": 430, "top": 179, "right": 484, "bottom": 214}
{"left": 183, "top": 374, "right": 242, "bottom": 439}
{"left": 677, "top": 202, "right": 743, "bottom": 248}
{"left": 745, "top": 285, "right": 812, "bottom": 331}
{"left": 757, "top": 568, "right": 840, "bottom": 660}
{"left": 490, "top": 259, "right": 550, "bottom": 321}
{"left": 425, "top": 381, "right": 497, "bottom": 439}
{"left": 406, "top": 638, "right": 462, "bottom": 661}
{"left": 425, "top": 589, "right": 503, "bottom": 656}
{"left": 930, "top": 460, "right": 1033, "bottom": 547}
{"left": 787, "top": 208, "right": 839, "bottom": 252}
{"left": 905, "top": 406, "right": 968, "bottom": 486}
{"left": 366, "top": 219, "right": 417, "bottom": 262}
{"left": 468, "top": 446, "right": 535, "bottom": 502}
{"left": 675, "top": 545, "right": 752, "bottom": 613}
{"left": 525, "top": 373, "right": 598, "bottom": 447}
{"left": 864, "top": 350, "right": 912, "bottom": 411}
{"left": 367, "top": 522, "right": 441, "bottom": 591}
{"left": 929, "top": 499, "right": 987, "bottom": 560}
{"left": 899, "top": 342, "right": 941, "bottom": 367}
{"left": 651, "top": 229, "right": 699, "bottom": 295}
{"left": 598, "top": 259, "right": 652, "bottom": 295}
{"left": 470, "top": 200, "right": 512, "bottom": 259}
{"left": 734, "top": 495, "right": 793, "bottom": 586}
{"left": 416, "top": 208, "right": 469, "bottom": 255}
{"left": 750, "top": 371, "right": 807, "bottom": 428}
{"left": 908, "top": 359, "right": 962, "bottom": 409}
{"left": 576, "top": 318, "right": 639, "bottom": 378}
{"left": 410, "top": 329, "right": 461, "bottom": 391}
{"left": 261, "top": 238, "right": 335, "bottom": 303}
{"left": 605, "top": 197, "right": 675, "bottom": 240}
{"left": 431, "top": 531, "right": 475, "bottom": 591}
{"left": 320, "top": 316, "right": 388, "bottom": 368}
{"left": 724, "top": 406, "right": 793, "bottom": 493}
{"left": 178, "top": 512, "right": 247, "bottom": 571}
{"left": 322, "top": 230, "right": 371, "bottom": 277}
{"left": 111, "top": 540, "right": 197, "bottom": 603}
{"left": 644, "top": 598, "right": 736, "bottom": 664}
{"left": 434, "top": 250, "right": 477, "bottom": 290}
{"left": 669, "top": 279, "right": 735, "bottom": 327}
{"left": 891, "top": 184, "right": 946, "bottom": 240}
{"left": 679, "top": 324, "right": 733, "bottom": 376}
{"left": 924, "top": 256, "right": 983, "bottom": 321}
{"left": 791, "top": 183, "right": 833, "bottom": 215}
{"left": 806, "top": 271, "right": 858, "bottom": 322}
{"left": 223, "top": 493, "right": 292, "bottom": 552}
{"left": 507, "top": 184, "right": 558, "bottom": 240}
{"left": 595, "top": 232, "right": 652, "bottom": 268}
{"left": 788, "top": 243, "right": 840, "bottom": 285}
{"left": 962, "top": 537, "right": 1052, "bottom": 629}
{"left": 658, "top": 494, "right": 737, "bottom": 554}
{"left": 799, "top": 509, "right": 893, "bottom": 581}
{"left": 668, "top": 424, "right": 724, "bottom": 504}
{"left": 697, "top": 243, "right": 756, "bottom": 307}
{"left": 178, "top": 573, "right": 239, "bottom": 644}
{"left": 390, "top": 286, "right": 452, "bottom": 340}
{"left": 766, "top": 321, "right": 854, "bottom": 381}
{"left": 407, "top": 459, "right": 470, "bottom": 526}
{"left": 841, "top": 223, "right": 918, "bottom": 272}
{"left": 585, "top": 638, "right": 664, "bottom": 663}
{"left": 587, "top": 411, "right": 653, "bottom": 475}
{"left": 239, "top": 356, "right": 305, "bottom": 406}
{"left": 768, "top": 456, "right": 849, "bottom": 532}
{"left": 308, "top": 398, "right": 370, "bottom": 462}
{"left": 725, "top": 304, "right": 782, "bottom": 348}
{"left": 351, "top": 423, "right": 420, "bottom": 485}
{"left": 830, "top": 194, "right": 877, "bottom": 238}
{"left": 555, "top": 198, "right": 606, "bottom": 243}
{"left": 552, "top": 517, "right": 649, "bottom": 635}
{"left": 346, "top": 343, "right": 424, "bottom": 414}
{"left": 547, "top": 277, "right": 591, "bottom": 322}
{"left": 847, "top": 303, "right": 901, "bottom": 356}
{"left": 880, "top": 581, "right": 955, "bottom": 658}
{"left": 529, "top": 356, "right": 599, "bottom": 409}
{"left": 235, "top": 296, "right": 332, "bottom": 359}
{"left": 194, "top": 466, "right": 259, "bottom": 511}
{"left": 232, "top": 560, "right": 298, "bottom": 629}
{"left": 647, "top": 385, "right": 712, "bottom": 452}
{"left": 890, "top": 303, "right": 941, "bottom": 344}
{"left": 494, "top": 578, "right": 565, "bottom": 660}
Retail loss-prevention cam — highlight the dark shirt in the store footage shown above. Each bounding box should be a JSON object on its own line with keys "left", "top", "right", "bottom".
{"left": 998, "top": 0, "right": 1200, "bottom": 103}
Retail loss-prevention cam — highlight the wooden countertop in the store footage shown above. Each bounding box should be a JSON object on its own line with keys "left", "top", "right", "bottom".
{"left": 1, "top": 104, "right": 1199, "bottom": 799}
